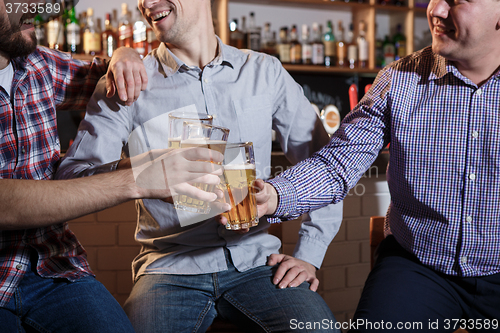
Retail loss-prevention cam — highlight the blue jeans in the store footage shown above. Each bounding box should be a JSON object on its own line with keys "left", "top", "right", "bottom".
{"left": 0, "top": 260, "right": 135, "bottom": 333}
{"left": 124, "top": 252, "right": 339, "bottom": 333}
{"left": 351, "top": 236, "right": 500, "bottom": 333}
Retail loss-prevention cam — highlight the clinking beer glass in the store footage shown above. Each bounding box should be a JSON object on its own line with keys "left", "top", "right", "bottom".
{"left": 220, "top": 142, "right": 258, "bottom": 230}
{"left": 173, "top": 122, "right": 230, "bottom": 214}
{"left": 168, "top": 111, "right": 213, "bottom": 148}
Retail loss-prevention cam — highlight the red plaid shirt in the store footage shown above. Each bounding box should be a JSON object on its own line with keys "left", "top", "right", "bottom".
{"left": 0, "top": 47, "right": 107, "bottom": 307}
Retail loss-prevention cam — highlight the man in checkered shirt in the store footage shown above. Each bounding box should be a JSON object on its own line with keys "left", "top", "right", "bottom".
{"left": 0, "top": 1, "right": 224, "bottom": 332}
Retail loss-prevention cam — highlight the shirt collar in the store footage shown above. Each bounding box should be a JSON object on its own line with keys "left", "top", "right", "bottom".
{"left": 155, "top": 36, "right": 233, "bottom": 77}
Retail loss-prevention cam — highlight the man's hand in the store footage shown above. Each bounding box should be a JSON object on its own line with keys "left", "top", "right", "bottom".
{"left": 255, "top": 179, "right": 278, "bottom": 218}
{"left": 121, "top": 147, "right": 224, "bottom": 201}
{"left": 105, "top": 47, "right": 148, "bottom": 105}
{"left": 267, "top": 254, "right": 319, "bottom": 292}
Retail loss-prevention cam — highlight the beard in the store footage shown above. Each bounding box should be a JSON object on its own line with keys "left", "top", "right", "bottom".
{"left": 0, "top": 14, "right": 37, "bottom": 59}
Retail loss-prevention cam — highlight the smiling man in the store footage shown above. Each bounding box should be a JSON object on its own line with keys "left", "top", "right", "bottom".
{"left": 254, "top": 0, "right": 500, "bottom": 331}
{"left": 55, "top": 0, "right": 343, "bottom": 331}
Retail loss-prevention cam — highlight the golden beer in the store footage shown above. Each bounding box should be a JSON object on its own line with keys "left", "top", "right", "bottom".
{"left": 221, "top": 164, "right": 258, "bottom": 230}
{"left": 173, "top": 139, "right": 227, "bottom": 214}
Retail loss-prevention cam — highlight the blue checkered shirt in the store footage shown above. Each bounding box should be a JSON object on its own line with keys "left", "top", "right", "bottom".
{"left": 269, "top": 46, "right": 500, "bottom": 277}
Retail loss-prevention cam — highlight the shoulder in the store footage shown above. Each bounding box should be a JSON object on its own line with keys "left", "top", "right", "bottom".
{"left": 221, "top": 43, "right": 282, "bottom": 72}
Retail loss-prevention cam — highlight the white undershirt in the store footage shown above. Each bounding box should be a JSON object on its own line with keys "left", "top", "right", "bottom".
{"left": 0, "top": 62, "right": 14, "bottom": 97}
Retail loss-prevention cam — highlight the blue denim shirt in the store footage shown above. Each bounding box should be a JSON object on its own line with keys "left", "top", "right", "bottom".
{"left": 56, "top": 38, "right": 342, "bottom": 280}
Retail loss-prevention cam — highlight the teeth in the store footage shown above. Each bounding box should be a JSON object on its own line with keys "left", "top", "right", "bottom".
{"left": 152, "top": 10, "right": 171, "bottom": 21}
{"left": 23, "top": 18, "right": 34, "bottom": 25}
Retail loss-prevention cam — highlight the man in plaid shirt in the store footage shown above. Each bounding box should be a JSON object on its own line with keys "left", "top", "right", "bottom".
{"left": 0, "top": 1, "right": 224, "bottom": 332}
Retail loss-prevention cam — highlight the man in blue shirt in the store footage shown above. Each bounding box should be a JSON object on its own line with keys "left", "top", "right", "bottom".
{"left": 56, "top": 0, "right": 342, "bottom": 332}
{"left": 253, "top": 0, "right": 500, "bottom": 331}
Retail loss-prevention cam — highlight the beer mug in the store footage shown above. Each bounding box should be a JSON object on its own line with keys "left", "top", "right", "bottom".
{"left": 173, "top": 122, "right": 230, "bottom": 214}
{"left": 168, "top": 111, "right": 213, "bottom": 148}
{"left": 220, "top": 142, "right": 258, "bottom": 230}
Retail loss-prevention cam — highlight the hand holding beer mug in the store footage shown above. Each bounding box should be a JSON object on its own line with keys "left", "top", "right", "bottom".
{"left": 173, "top": 122, "right": 230, "bottom": 214}
{"left": 168, "top": 111, "right": 213, "bottom": 148}
{"left": 220, "top": 142, "right": 259, "bottom": 230}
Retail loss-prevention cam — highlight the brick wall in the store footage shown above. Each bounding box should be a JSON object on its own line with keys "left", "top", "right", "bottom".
{"left": 68, "top": 173, "right": 390, "bottom": 328}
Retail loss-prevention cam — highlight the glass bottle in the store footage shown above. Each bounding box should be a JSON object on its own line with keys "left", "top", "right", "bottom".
{"left": 357, "top": 20, "right": 369, "bottom": 68}
{"left": 118, "top": 3, "right": 133, "bottom": 48}
{"left": 301, "top": 24, "right": 312, "bottom": 65}
{"left": 278, "top": 27, "right": 291, "bottom": 64}
{"left": 83, "top": 7, "right": 101, "bottom": 56}
{"left": 289, "top": 25, "right": 302, "bottom": 64}
{"left": 229, "top": 19, "right": 245, "bottom": 49}
{"left": 133, "top": 8, "right": 148, "bottom": 57}
{"left": 261, "top": 22, "right": 277, "bottom": 57}
{"left": 102, "top": 13, "right": 117, "bottom": 58}
{"left": 383, "top": 35, "right": 395, "bottom": 66}
{"left": 323, "top": 20, "right": 336, "bottom": 67}
{"left": 336, "top": 21, "right": 346, "bottom": 67}
{"left": 393, "top": 23, "right": 406, "bottom": 60}
{"left": 247, "top": 12, "right": 261, "bottom": 51}
{"left": 65, "top": 4, "right": 80, "bottom": 54}
{"left": 311, "top": 23, "right": 324, "bottom": 66}
{"left": 347, "top": 22, "right": 358, "bottom": 69}
{"left": 34, "top": 14, "right": 46, "bottom": 47}
{"left": 47, "top": 10, "right": 65, "bottom": 51}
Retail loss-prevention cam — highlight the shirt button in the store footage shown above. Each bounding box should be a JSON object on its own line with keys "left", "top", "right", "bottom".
{"left": 469, "top": 173, "right": 476, "bottom": 181}
{"left": 465, "top": 215, "right": 473, "bottom": 223}
{"left": 21, "top": 147, "right": 26, "bottom": 154}
{"left": 460, "top": 256, "right": 468, "bottom": 264}
{"left": 476, "top": 89, "right": 482, "bottom": 96}
{"left": 472, "top": 131, "right": 479, "bottom": 138}
{"left": 203, "top": 78, "right": 209, "bottom": 83}
{"left": 283, "top": 212, "right": 289, "bottom": 217}
{"left": 16, "top": 264, "right": 23, "bottom": 270}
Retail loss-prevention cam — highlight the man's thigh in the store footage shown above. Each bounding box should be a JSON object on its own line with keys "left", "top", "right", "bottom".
{"left": 351, "top": 236, "right": 464, "bottom": 333}
{"left": 218, "top": 265, "right": 340, "bottom": 333}
{"left": 22, "top": 276, "right": 135, "bottom": 333}
{"left": 123, "top": 274, "right": 218, "bottom": 333}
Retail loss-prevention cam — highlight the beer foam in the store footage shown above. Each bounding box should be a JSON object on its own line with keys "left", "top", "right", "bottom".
{"left": 223, "top": 164, "right": 256, "bottom": 170}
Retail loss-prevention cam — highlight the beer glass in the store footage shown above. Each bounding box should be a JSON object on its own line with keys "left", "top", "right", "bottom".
{"left": 173, "top": 122, "right": 230, "bottom": 214}
{"left": 168, "top": 111, "right": 213, "bottom": 148}
{"left": 220, "top": 142, "right": 258, "bottom": 230}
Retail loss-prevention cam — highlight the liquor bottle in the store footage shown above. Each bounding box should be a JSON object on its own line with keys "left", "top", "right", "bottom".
{"left": 336, "top": 21, "right": 346, "bottom": 67}
{"left": 393, "top": 23, "right": 406, "bottom": 60}
{"left": 65, "top": 4, "right": 80, "bottom": 54}
{"left": 347, "top": 22, "right": 358, "bottom": 69}
{"left": 261, "top": 22, "right": 277, "bottom": 56}
{"left": 229, "top": 19, "right": 245, "bottom": 49}
{"left": 289, "top": 25, "right": 302, "bottom": 64}
{"left": 311, "top": 23, "right": 324, "bottom": 66}
{"left": 240, "top": 16, "right": 248, "bottom": 49}
{"left": 277, "top": 27, "right": 291, "bottom": 64}
{"left": 375, "top": 25, "right": 384, "bottom": 68}
{"left": 118, "top": 3, "right": 133, "bottom": 48}
{"left": 247, "top": 12, "right": 261, "bottom": 51}
{"left": 34, "top": 14, "right": 46, "bottom": 46}
{"left": 133, "top": 8, "right": 148, "bottom": 57}
{"left": 47, "top": 14, "right": 65, "bottom": 50}
{"left": 357, "top": 20, "right": 369, "bottom": 68}
{"left": 147, "top": 25, "right": 160, "bottom": 51}
{"left": 83, "top": 7, "right": 101, "bottom": 56}
{"left": 78, "top": 11, "right": 87, "bottom": 52}
{"left": 102, "top": 13, "right": 117, "bottom": 58}
{"left": 323, "top": 20, "right": 336, "bottom": 67}
{"left": 382, "top": 35, "right": 395, "bottom": 66}
{"left": 301, "top": 24, "right": 312, "bottom": 65}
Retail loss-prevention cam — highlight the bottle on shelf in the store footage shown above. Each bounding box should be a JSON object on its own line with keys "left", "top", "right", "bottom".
{"left": 147, "top": 25, "right": 161, "bottom": 51}
{"left": 301, "top": 24, "right": 312, "bottom": 65}
{"left": 247, "top": 12, "right": 261, "bottom": 51}
{"left": 240, "top": 16, "right": 248, "bottom": 49}
{"left": 375, "top": 25, "right": 384, "bottom": 68}
{"left": 34, "top": 14, "right": 46, "bottom": 47}
{"left": 118, "top": 3, "right": 133, "bottom": 48}
{"left": 47, "top": 7, "right": 65, "bottom": 51}
{"left": 311, "top": 22, "right": 324, "bottom": 66}
{"left": 357, "top": 20, "right": 369, "bottom": 68}
{"left": 289, "top": 25, "right": 302, "bottom": 64}
{"left": 133, "top": 8, "right": 148, "bottom": 57}
{"left": 347, "top": 22, "right": 358, "bottom": 69}
{"left": 83, "top": 7, "right": 102, "bottom": 56}
{"left": 65, "top": 2, "right": 80, "bottom": 54}
{"left": 323, "top": 20, "right": 336, "bottom": 67}
{"left": 393, "top": 23, "right": 406, "bottom": 60}
{"left": 102, "top": 13, "right": 117, "bottom": 58}
{"left": 229, "top": 19, "right": 245, "bottom": 49}
{"left": 336, "top": 20, "right": 346, "bottom": 67}
{"left": 277, "top": 27, "right": 291, "bottom": 64}
{"left": 382, "top": 35, "right": 395, "bottom": 66}
{"left": 261, "top": 22, "right": 277, "bottom": 57}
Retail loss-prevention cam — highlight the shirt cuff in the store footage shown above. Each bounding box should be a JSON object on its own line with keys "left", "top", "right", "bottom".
{"left": 267, "top": 177, "right": 299, "bottom": 220}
